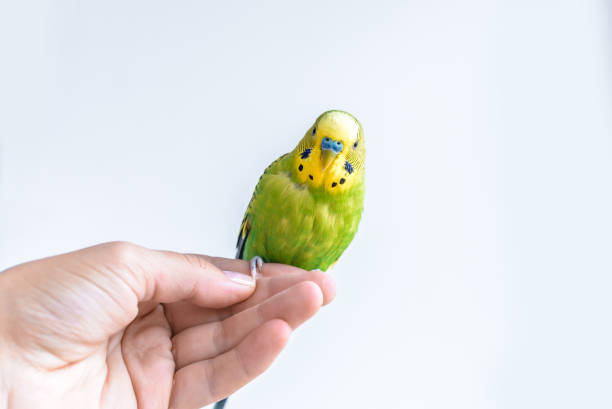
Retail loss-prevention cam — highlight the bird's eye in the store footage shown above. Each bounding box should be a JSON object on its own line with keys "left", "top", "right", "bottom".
{"left": 353, "top": 141, "right": 358, "bottom": 148}
{"left": 312, "top": 126, "right": 316, "bottom": 135}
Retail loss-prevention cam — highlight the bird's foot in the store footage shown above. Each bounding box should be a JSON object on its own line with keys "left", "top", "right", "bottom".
{"left": 250, "top": 256, "right": 264, "bottom": 279}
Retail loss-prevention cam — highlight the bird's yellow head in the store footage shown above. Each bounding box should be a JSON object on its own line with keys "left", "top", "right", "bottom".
{"left": 292, "top": 110, "right": 364, "bottom": 194}
{"left": 291, "top": 111, "right": 365, "bottom": 193}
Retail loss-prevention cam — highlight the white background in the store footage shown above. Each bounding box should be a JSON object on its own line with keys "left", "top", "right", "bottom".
{"left": 1, "top": 1, "right": 611, "bottom": 408}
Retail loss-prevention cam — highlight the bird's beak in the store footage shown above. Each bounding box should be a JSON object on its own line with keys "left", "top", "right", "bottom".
{"left": 320, "top": 149, "right": 336, "bottom": 171}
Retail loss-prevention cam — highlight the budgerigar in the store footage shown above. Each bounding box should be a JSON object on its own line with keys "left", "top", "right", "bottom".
{"left": 214, "top": 110, "right": 365, "bottom": 409}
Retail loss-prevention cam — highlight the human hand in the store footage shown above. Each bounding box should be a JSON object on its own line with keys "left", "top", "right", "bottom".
{"left": 0, "top": 242, "right": 335, "bottom": 409}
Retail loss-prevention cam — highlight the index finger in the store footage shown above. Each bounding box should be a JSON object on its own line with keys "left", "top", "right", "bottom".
{"left": 205, "top": 256, "right": 308, "bottom": 278}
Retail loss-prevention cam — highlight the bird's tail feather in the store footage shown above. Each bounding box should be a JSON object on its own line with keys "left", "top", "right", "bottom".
{"left": 213, "top": 398, "right": 228, "bottom": 409}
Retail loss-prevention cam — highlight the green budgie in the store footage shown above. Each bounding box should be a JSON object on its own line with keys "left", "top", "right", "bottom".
{"left": 214, "top": 109, "right": 365, "bottom": 409}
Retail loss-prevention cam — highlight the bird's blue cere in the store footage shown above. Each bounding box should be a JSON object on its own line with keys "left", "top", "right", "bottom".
{"left": 321, "top": 137, "right": 343, "bottom": 154}
{"left": 321, "top": 137, "right": 333, "bottom": 151}
{"left": 332, "top": 140, "right": 343, "bottom": 153}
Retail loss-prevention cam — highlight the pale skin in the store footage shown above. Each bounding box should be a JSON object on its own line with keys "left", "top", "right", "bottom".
{"left": 0, "top": 242, "right": 336, "bottom": 409}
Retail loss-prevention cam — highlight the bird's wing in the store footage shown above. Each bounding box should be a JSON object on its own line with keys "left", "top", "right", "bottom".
{"left": 235, "top": 213, "right": 250, "bottom": 259}
{"left": 236, "top": 153, "right": 289, "bottom": 259}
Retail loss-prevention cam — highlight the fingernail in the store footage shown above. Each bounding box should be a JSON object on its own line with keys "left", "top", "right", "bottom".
{"left": 224, "top": 270, "right": 255, "bottom": 287}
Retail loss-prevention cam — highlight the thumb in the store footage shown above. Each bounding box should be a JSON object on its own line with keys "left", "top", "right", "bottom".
{"left": 81, "top": 242, "right": 257, "bottom": 309}
{"left": 0, "top": 242, "right": 257, "bottom": 364}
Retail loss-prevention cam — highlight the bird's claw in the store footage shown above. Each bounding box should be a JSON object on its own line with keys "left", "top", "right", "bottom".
{"left": 250, "top": 256, "right": 263, "bottom": 280}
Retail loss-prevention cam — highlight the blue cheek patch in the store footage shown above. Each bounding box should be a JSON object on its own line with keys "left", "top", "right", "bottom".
{"left": 344, "top": 161, "right": 354, "bottom": 174}
{"left": 300, "top": 148, "right": 312, "bottom": 159}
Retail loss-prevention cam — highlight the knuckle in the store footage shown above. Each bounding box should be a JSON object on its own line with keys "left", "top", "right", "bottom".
{"left": 307, "top": 269, "right": 327, "bottom": 283}
{"left": 211, "top": 322, "right": 226, "bottom": 355}
{"left": 182, "top": 253, "right": 210, "bottom": 270}
{"left": 106, "top": 241, "right": 140, "bottom": 264}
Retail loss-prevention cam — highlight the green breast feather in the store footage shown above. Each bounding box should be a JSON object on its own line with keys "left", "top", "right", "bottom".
{"left": 237, "top": 153, "right": 364, "bottom": 271}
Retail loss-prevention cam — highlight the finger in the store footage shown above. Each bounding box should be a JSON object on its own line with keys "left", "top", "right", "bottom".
{"left": 122, "top": 305, "right": 174, "bottom": 409}
{"left": 206, "top": 256, "right": 307, "bottom": 277}
{"left": 140, "top": 248, "right": 256, "bottom": 307}
{"left": 75, "top": 242, "right": 256, "bottom": 310}
{"left": 232, "top": 269, "right": 336, "bottom": 310}
{"left": 170, "top": 319, "right": 291, "bottom": 409}
{"left": 172, "top": 281, "right": 323, "bottom": 369}
{"left": 165, "top": 269, "right": 335, "bottom": 333}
